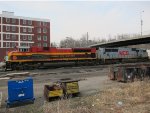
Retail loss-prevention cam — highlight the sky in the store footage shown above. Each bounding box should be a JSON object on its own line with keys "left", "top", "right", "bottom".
{"left": 0, "top": 1, "right": 150, "bottom": 44}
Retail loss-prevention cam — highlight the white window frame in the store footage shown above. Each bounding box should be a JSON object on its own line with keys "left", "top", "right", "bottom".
{"left": 28, "top": 35, "right": 32, "bottom": 40}
{"left": 38, "top": 21, "right": 41, "bottom": 26}
{"left": 12, "top": 35, "right": 16, "bottom": 40}
{"left": 6, "top": 26, "right": 10, "bottom": 31}
{"left": 6, "top": 34, "right": 10, "bottom": 39}
{"left": 43, "top": 22, "right": 47, "bottom": 26}
{"left": 6, "top": 42, "right": 10, "bottom": 47}
{"left": 43, "top": 36, "right": 47, "bottom": 41}
{"left": 21, "top": 43, "right": 28, "bottom": 47}
{"left": 23, "top": 27, "right": 27, "bottom": 32}
{"left": 6, "top": 18, "right": 10, "bottom": 23}
{"left": 12, "top": 26, "right": 16, "bottom": 31}
{"left": 38, "top": 43, "right": 41, "bottom": 47}
{"left": 23, "top": 35, "right": 27, "bottom": 40}
{"left": 12, "top": 42, "right": 16, "bottom": 47}
{"left": 43, "top": 28, "right": 47, "bottom": 33}
{"left": 23, "top": 20, "right": 26, "bottom": 24}
{"left": 28, "top": 28, "right": 32, "bottom": 33}
{"left": 12, "top": 18, "right": 16, "bottom": 23}
{"left": 28, "top": 20, "right": 32, "bottom": 25}
{"left": 37, "top": 35, "right": 41, "bottom": 40}
{"left": 37, "top": 28, "right": 41, "bottom": 33}
{"left": 43, "top": 43, "right": 47, "bottom": 47}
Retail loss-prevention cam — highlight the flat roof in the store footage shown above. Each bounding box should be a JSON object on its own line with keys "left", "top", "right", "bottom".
{"left": 0, "top": 11, "right": 50, "bottom": 22}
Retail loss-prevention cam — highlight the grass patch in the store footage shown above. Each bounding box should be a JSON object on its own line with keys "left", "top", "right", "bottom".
{"left": 43, "top": 80, "right": 150, "bottom": 113}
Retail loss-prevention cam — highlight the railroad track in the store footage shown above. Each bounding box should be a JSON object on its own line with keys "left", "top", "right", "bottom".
{"left": 1, "top": 61, "right": 150, "bottom": 77}
{"left": 0, "top": 64, "right": 109, "bottom": 79}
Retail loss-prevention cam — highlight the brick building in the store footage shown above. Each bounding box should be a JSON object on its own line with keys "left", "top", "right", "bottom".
{"left": 0, "top": 11, "right": 50, "bottom": 61}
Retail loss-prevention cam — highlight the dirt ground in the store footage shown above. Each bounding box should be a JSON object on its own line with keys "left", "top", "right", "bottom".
{"left": 0, "top": 65, "right": 118, "bottom": 113}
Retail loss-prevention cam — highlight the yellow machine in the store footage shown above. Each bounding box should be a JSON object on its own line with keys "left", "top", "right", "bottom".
{"left": 44, "top": 79, "right": 83, "bottom": 101}
{"left": 44, "top": 84, "right": 63, "bottom": 101}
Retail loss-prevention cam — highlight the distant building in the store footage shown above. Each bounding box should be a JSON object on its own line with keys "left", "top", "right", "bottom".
{"left": 0, "top": 11, "right": 50, "bottom": 61}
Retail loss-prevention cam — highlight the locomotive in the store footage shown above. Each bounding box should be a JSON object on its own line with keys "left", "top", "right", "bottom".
{"left": 97, "top": 47, "right": 148, "bottom": 64}
{"left": 5, "top": 46, "right": 96, "bottom": 70}
{"left": 4, "top": 46, "right": 148, "bottom": 70}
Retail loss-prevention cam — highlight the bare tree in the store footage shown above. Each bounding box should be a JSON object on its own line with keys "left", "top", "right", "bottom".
{"left": 59, "top": 35, "right": 108, "bottom": 48}
{"left": 116, "top": 33, "right": 141, "bottom": 40}
{"left": 60, "top": 37, "right": 76, "bottom": 48}
{"left": 51, "top": 42, "right": 58, "bottom": 47}
{"left": 80, "top": 35, "right": 88, "bottom": 47}
{"left": 59, "top": 33, "right": 141, "bottom": 48}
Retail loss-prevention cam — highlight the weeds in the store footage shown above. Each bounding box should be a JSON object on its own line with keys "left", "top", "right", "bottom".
{"left": 43, "top": 80, "right": 150, "bottom": 113}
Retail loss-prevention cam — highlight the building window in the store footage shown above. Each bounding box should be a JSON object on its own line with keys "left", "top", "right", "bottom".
{"left": 28, "top": 35, "right": 32, "bottom": 40}
{"left": 43, "top": 36, "right": 47, "bottom": 41}
{"left": 23, "top": 27, "right": 26, "bottom": 32}
{"left": 12, "top": 35, "right": 16, "bottom": 40}
{"left": 6, "top": 42, "right": 10, "bottom": 47}
{"left": 12, "top": 26, "right": 16, "bottom": 31}
{"left": 28, "top": 28, "right": 32, "bottom": 32}
{"left": 12, "top": 18, "right": 16, "bottom": 23}
{"left": 6, "top": 34, "right": 10, "bottom": 39}
{"left": 43, "top": 22, "right": 47, "bottom": 26}
{"left": 12, "top": 42, "right": 16, "bottom": 47}
{"left": 38, "top": 43, "right": 41, "bottom": 47}
{"left": 43, "top": 43, "right": 47, "bottom": 47}
{"left": 6, "top": 26, "right": 10, "bottom": 31}
{"left": 38, "top": 21, "right": 41, "bottom": 26}
{"left": 19, "top": 48, "right": 29, "bottom": 52}
{"left": 28, "top": 20, "right": 32, "bottom": 25}
{"left": 37, "top": 35, "right": 41, "bottom": 40}
{"left": 23, "top": 20, "right": 26, "bottom": 24}
{"left": 37, "top": 28, "right": 41, "bottom": 33}
{"left": 23, "top": 35, "right": 27, "bottom": 40}
{"left": 20, "top": 43, "right": 27, "bottom": 47}
{"left": 6, "top": 18, "right": 10, "bottom": 23}
{"left": 43, "top": 28, "right": 47, "bottom": 33}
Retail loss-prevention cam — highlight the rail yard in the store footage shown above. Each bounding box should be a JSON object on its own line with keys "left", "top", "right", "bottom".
{"left": 0, "top": 65, "right": 108, "bottom": 112}
{"left": 0, "top": 44, "right": 150, "bottom": 113}
{"left": 0, "top": 63, "right": 150, "bottom": 113}
{"left": 0, "top": 1, "right": 150, "bottom": 113}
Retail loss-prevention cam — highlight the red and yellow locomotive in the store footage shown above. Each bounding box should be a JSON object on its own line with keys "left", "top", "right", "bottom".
{"left": 5, "top": 47, "right": 96, "bottom": 70}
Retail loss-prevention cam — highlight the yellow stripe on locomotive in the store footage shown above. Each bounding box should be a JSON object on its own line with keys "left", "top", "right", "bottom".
{"left": 7, "top": 52, "right": 96, "bottom": 62}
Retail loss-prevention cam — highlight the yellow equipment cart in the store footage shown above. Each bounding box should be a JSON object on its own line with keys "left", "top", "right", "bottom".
{"left": 44, "top": 78, "right": 83, "bottom": 101}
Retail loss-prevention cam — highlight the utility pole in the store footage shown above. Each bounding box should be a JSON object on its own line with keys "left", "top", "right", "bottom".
{"left": 140, "top": 11, "right": 144, "bottom": 36}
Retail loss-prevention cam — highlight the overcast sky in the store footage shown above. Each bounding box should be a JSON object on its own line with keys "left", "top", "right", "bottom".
{"left": 0, "top": 1, "right": 150, "bottom": 44}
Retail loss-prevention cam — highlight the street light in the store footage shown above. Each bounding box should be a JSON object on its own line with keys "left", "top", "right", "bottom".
{"left": 140, "top": 11, "right": 144, "bottom": 36}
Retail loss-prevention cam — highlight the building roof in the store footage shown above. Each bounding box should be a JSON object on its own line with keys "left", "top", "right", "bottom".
{"left": 0, "top": 11, "right": 50, "bottom": 22}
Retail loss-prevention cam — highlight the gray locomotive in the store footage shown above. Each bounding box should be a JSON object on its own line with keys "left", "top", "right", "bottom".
{"left": 96, "top": 47, "right": 148, "bottom": 64}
